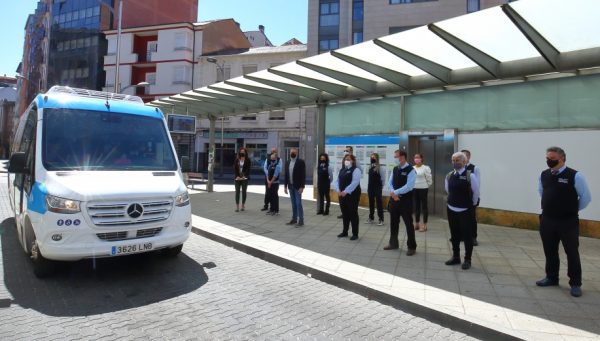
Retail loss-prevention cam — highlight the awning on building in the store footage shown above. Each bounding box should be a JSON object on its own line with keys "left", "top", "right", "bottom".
{"left": 149, "top": 0, "right": 600, "bottom": 119}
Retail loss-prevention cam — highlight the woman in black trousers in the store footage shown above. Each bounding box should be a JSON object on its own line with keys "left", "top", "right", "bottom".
{"left": 367, "top": 152, "right": 386, "bottom": 226}
{"left": 316, "top": 153, "right": 333, "bottom": 215}
{"left": 335, "top": 154, "right": 362, "bottom": 240}
{"left": 233, "top": 147, "right": 251, "bottom": 212}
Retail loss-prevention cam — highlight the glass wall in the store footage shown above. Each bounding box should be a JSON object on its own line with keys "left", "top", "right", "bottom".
{"left": 405, "top": 74, "right": 600, "bottom": 131}
{"left": 326, "top": 97, "right": 401, "bottom": 136}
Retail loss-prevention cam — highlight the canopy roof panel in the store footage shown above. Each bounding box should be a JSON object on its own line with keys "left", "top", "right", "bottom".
{"left": 150, "top": 0, "right": 600, "bottom": 119}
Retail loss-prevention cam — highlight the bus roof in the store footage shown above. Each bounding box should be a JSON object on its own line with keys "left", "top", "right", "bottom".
{"left": 34, "top": 86, "right": 164, "bottom": 119}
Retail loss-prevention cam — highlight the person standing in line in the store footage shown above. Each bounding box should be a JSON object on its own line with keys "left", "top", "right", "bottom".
{"left": 233, "top": 147, "right": 251, "bottom": 212}
{"left": 316, "top": 153, "right": 333, "bottom": 216}
{"left": 265, "top": 150, "right": 282, "bottom": 216}
{"left": 284, "top": 148, "right": 306, "bottom": 227}
{"left": 262, "top": 147, "right": 278, "bottom": 211}
{"left": 367, "top": 152, "right": 386, "bottom": 226}
{"left": 461, "top": 149, "right": 481, "bottom": 246}
{"left": 444, "top": 152, "right": 479, "bottom": 270}
{"left": 413, "top": 153, "right": 433, "bottom": 232}
{"left": 536, "top": 146, "right": 591, "bottom": 297}
{"left": 384, "top": 150, "right": 417, "bottom": 256}
{"left": 337, "top": 145, "right": 362, "bottom": 219}
{"left": 335, "top": 154, "right": 362, "bottom": 240}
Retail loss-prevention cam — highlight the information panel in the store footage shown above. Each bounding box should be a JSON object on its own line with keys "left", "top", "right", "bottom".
{"left": 325, "top": 135, "right": 400, "bottom": 192}
{"left": 167, "top": 114, "right": 196, "bottom": 134}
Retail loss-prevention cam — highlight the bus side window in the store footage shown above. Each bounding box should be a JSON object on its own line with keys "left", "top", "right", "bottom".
{"left": 15, "top": 108, "right": 37, "bottom": 192}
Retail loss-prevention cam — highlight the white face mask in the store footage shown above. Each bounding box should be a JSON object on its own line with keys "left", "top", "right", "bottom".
{"left": 344, "top": 160, "right": 352, "bottom": 168}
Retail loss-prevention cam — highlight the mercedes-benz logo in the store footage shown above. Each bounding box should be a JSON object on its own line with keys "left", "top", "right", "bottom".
{"left": 127, "top": 203, "right": 144, "bottom": 219}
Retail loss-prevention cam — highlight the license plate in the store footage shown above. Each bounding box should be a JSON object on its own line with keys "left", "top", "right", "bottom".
{"left": 111, "top": 242, "right": 153, "bottom": 256}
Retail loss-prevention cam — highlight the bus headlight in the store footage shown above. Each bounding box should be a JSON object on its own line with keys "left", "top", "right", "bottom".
{"left": 46, "top": 195, "right": 81, "bottom": 214}
{"left": 175, "top": 191, "right": 190, "bottom": 207}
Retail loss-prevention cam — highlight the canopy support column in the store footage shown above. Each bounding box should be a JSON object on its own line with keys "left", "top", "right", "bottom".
{"left": 207, "top": 115, "right": 216, "bottom": 192}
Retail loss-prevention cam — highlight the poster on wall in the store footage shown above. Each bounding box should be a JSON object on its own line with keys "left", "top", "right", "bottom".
{"left": 325, "top": 135, "right": 400, "bottom": 192}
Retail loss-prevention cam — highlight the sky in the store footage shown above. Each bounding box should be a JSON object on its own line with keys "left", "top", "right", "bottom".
{"left": 0, "top": 0, "right": 308, "bottom": 78}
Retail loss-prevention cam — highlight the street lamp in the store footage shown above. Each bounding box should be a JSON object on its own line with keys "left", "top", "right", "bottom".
{"left": 206, "top": 57, "right": 226, "bottom": 176}
{"left": 97, "top": 0, "right": 123, "bottom": 93}
{"left": 120, "top": 81, "right": 150, "bottom": 94}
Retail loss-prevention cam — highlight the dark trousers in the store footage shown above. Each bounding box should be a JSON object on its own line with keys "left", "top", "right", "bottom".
{"left": 340, "top": 189, "right": 360, "bottom": 236}
{"left": 414, "top": 188, "right": 429, "bottom": 223}
{"left": 368, "top": 187, "right": 384, "bottom": 221}
{"left": 266, "top": 183, "right": 279, "bottom": 213}
{"left": 447, "top": 207, "right": 474, "bottom": 260}
{"left": 317, "top": 185, "right": 330, "bottom": 213}
{"left": 263, "top": 179, "right": 269, "bottom": 208}
{"left": 471, "top": 206, "right": 478, "bottom": 239}
{"left": 235, "top": 179, "right": 248, "bottom": 205}
{"left": 539, "top": 214, "right": 581, "bottom": 287}
{"left": 388, "top": 200, "right": 416, "bottom": 249}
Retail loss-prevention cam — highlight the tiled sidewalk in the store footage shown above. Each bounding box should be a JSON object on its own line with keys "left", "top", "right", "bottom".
{"left": 190, "top": 185, "right": 600, "bottom": 340}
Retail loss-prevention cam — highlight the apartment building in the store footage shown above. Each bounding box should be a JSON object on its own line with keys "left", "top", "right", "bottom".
{"left": 307, "top": 0, "right": 513, "bottom": 56}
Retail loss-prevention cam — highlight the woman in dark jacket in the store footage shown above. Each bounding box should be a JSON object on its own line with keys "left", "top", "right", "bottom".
{"left": 316, "top": 153, "right": 333, "bottom": 215}
{"left": 233, "top": 147, "right": 251, "bottom": 212}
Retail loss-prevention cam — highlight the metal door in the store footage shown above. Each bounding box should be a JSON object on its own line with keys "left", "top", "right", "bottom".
{"left": 408, "top": 134, "right": 454, "bottom": 217}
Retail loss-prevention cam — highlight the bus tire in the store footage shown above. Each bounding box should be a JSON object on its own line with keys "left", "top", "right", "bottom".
{"left": 31, "top": 240, "right": 55, "bottom": 278}
{"left": 162, "top": 244, "right": 183, "bottom": 258}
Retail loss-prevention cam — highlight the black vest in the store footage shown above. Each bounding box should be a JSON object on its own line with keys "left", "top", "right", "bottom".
{"left": 368, "top": 164, "right": 383, "bottom": 190}
{"left": 317, "top": 162, "right": 330, "bottom": 188}
{"left": 392, "top": 164, "right": 414, "bottom": 200}
{"left": 447, "top": 169, "right": 472, "bottom": 209}
{"left": 466, "top": 163, "right": 476, "bottom": 173}
{"left": 338, "top": 166, "right": 356, "bottom": 192}
{"left": 267, "top": 158, "right": 280, "bottom": 181}
{"left": 541, "top": 167, "right": 579, "bottom": 218}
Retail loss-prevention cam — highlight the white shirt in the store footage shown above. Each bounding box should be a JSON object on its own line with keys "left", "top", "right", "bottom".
{"left": 414, "top": 164, "right": 432, "bottom": 189}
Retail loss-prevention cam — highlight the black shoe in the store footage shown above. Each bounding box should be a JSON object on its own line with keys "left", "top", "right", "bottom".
{"left": 286, "top": 220, "right": 297, "bottom": 225}
{"left": 570, "top": 286, "right": 582, "bottom": 297}
{"left": 337, "top": 214, "right": 343, "bottom": 219}
{"left": 536, "top": 277, "right": 559, "bottom": 287}
{"left": 461, "top": 260, "right": 471, "bottom": 270}
{"left": 473, "top": 239, "right": 478, "bottom": 246}
{"left": 316, "top": 211, "right": 323, "bottom": 215}
{"left": 337, "top": 232, "right": 348, "bottom": 238}
{"left": 383, "top": 245, "right": 399, "bottom": 250}
{"left": 349, "top": 235, "right": 358, "bottom": 241}
{"left": 323, "top": 211, "right": 329, "bottom": 216}
{"left": 406, "top": 249, "right": 416, "bottom": 256}
{"left": 261, "top": 206, "right": 269, "bottom": 211}
{"left": 296, "top": 221, "right": 304, "bottom": 227}
{"left": 445, "top": 257, "right": 461, "bottom": 266}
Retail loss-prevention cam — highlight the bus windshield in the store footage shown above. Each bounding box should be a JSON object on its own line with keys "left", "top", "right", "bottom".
{"left": 42, "top": 108, "right": 177, "bottom": 171}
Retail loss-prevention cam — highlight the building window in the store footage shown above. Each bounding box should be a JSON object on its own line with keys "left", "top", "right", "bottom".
{"left": 174, "top": 32, "right": 191, "bottom": 51}
{"left": 352, "top": 32, "right": 363, "bottom": 44}
{"left": 319, "top": 39, "right": 339, "bottom": 51}
{"left": 107, "top": 39, "right": 116, "bottom": 55}
{"left": 173, "top": 66, "right": 191, "bottom": 85}
{"left": 319, "top": 1, "right": 339, "bottom": 27}
{"left": 240, "top": 115, "right": 257, "bottom": 120}
{"left": 242, "top": 65, "right": 258, "bottom": 75}
{"left": 216, "top": 66, "right": 231, "bottom": 82}
{"left": 146, "top": 72, "right": 156, "bottom": 85}
{"left": 467, "top": 0, "right": 480, "bottom": 12}
{"left": 269, "top": 110, "right": 285, "bottom": 120}
{"left": 390, "top": 0, "right": 437, "bottom": 4}
{"left": 353, "top": 0, "right": 364, "bottom": 20}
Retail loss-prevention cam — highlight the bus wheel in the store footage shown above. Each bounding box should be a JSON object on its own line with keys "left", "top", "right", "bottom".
{"left": 31, "top": 240, "right": 55, "bottom": 278}
{"left": 162, "top": 244, "right": 183, "bottom": 258}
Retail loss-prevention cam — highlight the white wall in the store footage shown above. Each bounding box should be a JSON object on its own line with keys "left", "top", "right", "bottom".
{"left": 459, "top": 130, "right": 600, "bottom": 220}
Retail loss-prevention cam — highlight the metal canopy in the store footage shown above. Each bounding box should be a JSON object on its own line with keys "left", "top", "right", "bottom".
{"left": 150, "top": 0, "right": 600, "bottom": 119}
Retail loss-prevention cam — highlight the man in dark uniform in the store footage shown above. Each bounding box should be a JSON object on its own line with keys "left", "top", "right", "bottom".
{"left": 536, "top": 146, "right": 591, "bottom": 297}
{"left": 461, "top": 149, "right": 481, "bottom": 246}
{"left": 384, "top": 150, "right": 417, "bottom": 256}
{"left": 445, "top": 152, "right": 479, "bottom": 270}
{"left": 262, "top": 147, "right": 278, "bottom": 211}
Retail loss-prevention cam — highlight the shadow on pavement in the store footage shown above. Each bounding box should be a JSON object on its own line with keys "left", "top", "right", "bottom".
{"left": 0, "top": 218, "right": 209, "bottom": 317}
{"left": 191, "top": 191, "right": 600, "bottom": 337}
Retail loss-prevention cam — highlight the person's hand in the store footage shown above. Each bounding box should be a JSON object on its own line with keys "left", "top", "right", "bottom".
{"left": 340, "top": 191, "right": 347, "bottom": 198}
{"left": 298, "top": 188, "right": 304, "bottom": 194}
{"left": 267, "top": 181, "right": 272, "bottom": 188}
{"left": 235, "top": 176, "right": 241, "bottom": 181}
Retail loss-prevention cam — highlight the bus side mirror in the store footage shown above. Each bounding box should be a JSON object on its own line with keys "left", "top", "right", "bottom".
{"left": 180, "top": 156, "right": 191, "bottom": 173}
{"left": 8, "top": 152, "right": 27, "bottom": 173}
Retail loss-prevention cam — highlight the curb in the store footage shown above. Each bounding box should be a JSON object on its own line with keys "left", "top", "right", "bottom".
{"left": 191, "top": 226, "right": 523, "bottom": 341}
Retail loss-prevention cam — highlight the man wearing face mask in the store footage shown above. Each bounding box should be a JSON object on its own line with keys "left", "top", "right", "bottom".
{"left": 265, "top": 151, "right": 282, "bottom": 216}
{"left": 335, "top": 154, "right": 362, "bottom": 240}
{"left": 338, "top": 146, "right": 362, "bottom": 219}
{"left": 284, "top": 148, "right": 306, "bottom": 227}
{"left": 384, "top": 150, "right": 417, "bottom": 255}
{"left": 536, "top": 147, "right": 591, "bottom": 297}
{"left": 444, "top": 152, "right": 479, "bottom": 270}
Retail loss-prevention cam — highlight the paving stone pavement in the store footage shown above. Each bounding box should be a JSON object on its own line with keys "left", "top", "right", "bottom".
{"left": 0, "top": 172, "right": 477, "bottom": 340}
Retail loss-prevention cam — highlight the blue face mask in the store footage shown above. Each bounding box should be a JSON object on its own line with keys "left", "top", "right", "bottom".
{"left": 394, "top": 158, "right": 400, "bottom": 166}
{"left": 453, "top": 162, "right": 462, "bottom": 170}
